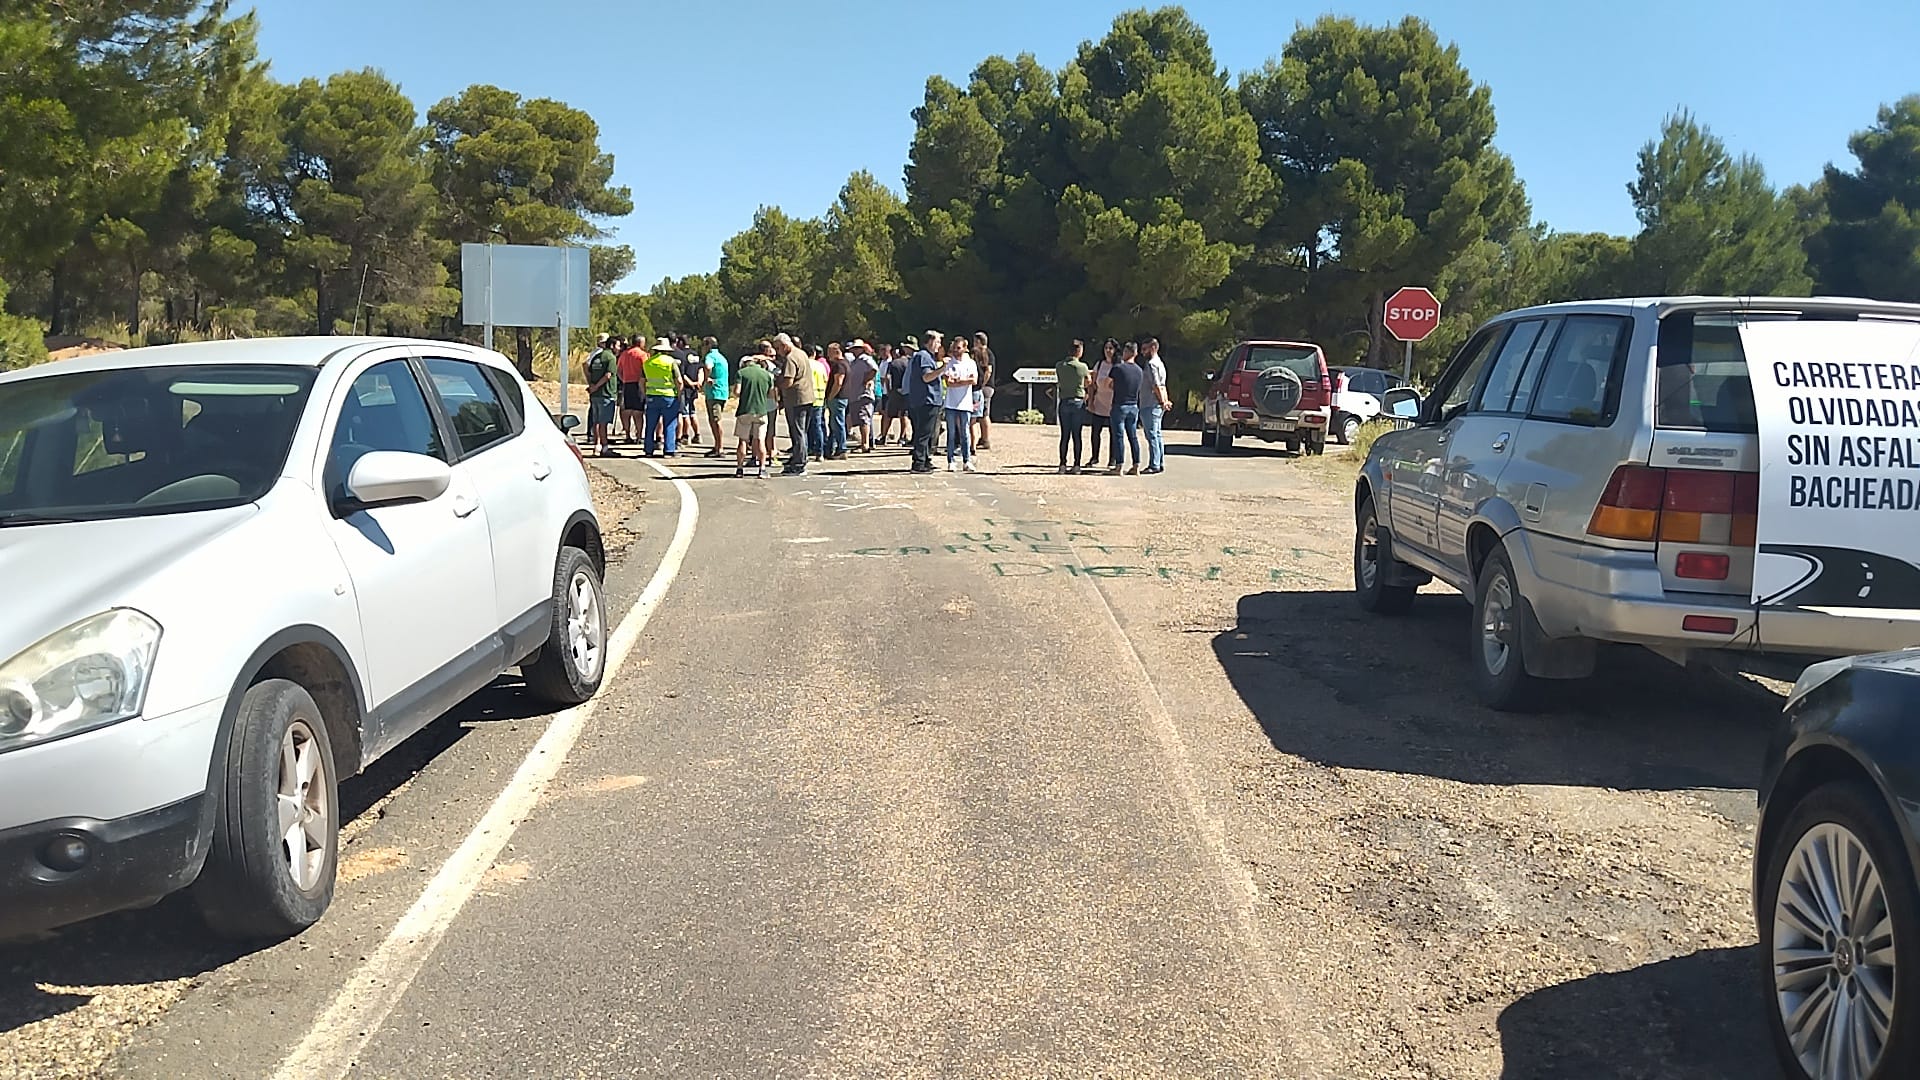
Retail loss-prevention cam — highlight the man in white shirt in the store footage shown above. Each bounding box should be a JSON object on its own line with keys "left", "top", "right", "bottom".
{"left": 1141, "top": 335, "right": 1172, "bottom": 474}
{"left": 845, "top": 339, "right": 880, "bottom": 454}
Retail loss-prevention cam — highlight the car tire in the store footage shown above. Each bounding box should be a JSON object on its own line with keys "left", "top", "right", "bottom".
{"left": 1759, "top": 779, "right": 1920, "bottom": 1080}
{"left": 522, "top": 546, "right": 609, "bottom": 706}
{"left": 1308, "top": 433, "right": 1327, "bottom": 456}
{"left": 1354, "top": 498, "right": 1416, "bottom": 615}
{"left": 1284, "top": 438, "right": 1300, "bottom": 455}
{"left": 194, "top": 678, "right": 338, "bottom": 941}
{"left": 1471, "top": 547, "right": 1546, "bottom": 711}
{"left": 1215, "top": 426, "right": 1234, "bottom": 454}
{"left": 1341, "top": 414, "right": 1361, "bottom": 444}
{"left": 1200, "top": 421, "right": 1216, "bottom": 449}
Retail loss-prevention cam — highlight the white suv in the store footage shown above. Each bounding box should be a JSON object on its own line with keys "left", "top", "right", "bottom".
{"left": 0, "top": 337, "right": 607, "bottom": 940}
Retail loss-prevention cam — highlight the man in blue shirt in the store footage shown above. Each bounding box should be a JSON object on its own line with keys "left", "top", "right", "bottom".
{"left": 907, "top": 329, "right": 945, "bottom": 474}
{"left": 701, "top": 337, "right": 729, "bottom": 458}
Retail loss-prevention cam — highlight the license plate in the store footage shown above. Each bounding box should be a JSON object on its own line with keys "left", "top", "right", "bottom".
{"left": 1260, "top": 418, "right": 1295, "bottom": 432}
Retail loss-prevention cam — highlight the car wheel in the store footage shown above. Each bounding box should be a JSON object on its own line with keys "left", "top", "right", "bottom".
{"left": 1308, "top": 434, "right": 1327, "bottom": 456}
{"left": 1199, "top": 420, "right": 1216, "bottom": 448}
{"left": 1471, "top": 546, "right": 1545, "bottom": 711}
{"left": 1340, "top": 414, "right": 1361, "bottom": 445}
{"left": 194, "top": 678, "right": 338, "bottom": 940}
{"left": 1284, "top": 438, "right": 1300, "bottom": 455}
{"left": 1215, "top": 426, "right": 1234, "bottom": 454}
{"left": 1354, "top": 498, "right": 1416, "bottom": 615}
{"left": 522, "top": 546, "right": 608, "bottom": 706}
{"left": 1760, "top": 779, "right": 1920, "bottom": 1080}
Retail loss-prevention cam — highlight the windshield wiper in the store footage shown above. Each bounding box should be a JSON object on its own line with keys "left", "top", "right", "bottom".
{"left": 0, "top": 513, "right": 84, "bottom": 528}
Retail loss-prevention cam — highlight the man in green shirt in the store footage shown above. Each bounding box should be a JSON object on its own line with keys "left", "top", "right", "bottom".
{"left": 732, "top": 348, "right": 776, "bottom": 478}
{"left": 1055, "top": 338, "right": 1092, "bottom": 473}
{"left": 586, "top": 341, "right": 618, "bottom": 458}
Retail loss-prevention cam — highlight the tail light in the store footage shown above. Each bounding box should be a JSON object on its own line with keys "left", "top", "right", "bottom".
{"left": 564, "top": 437, "right": 586, "bottom": 471}
{"left": 1228, "top": 371, "right": 1251, "bottom": 403}
{"left": 1319, "top": 369, "right": 1332, "bottom": 395}
{"left": 1588, "top": 465, "right": 1759, "bottom": 550}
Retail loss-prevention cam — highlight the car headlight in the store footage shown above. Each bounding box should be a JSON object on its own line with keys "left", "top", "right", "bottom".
{"left": 0, "top": 609, "right": 161, "bottom": 752}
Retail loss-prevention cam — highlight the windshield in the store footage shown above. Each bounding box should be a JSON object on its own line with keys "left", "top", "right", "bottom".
{"left": 0, "top": 364, "right": 316, "bottom": 522}
{"left": 1243, "top": 345, "right": 1321, "bottom": 381}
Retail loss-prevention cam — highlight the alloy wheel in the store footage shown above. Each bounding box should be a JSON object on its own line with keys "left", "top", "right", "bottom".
{"left": 1480, "top": 572, "right": 1515, "bottom": 677}
{"left": 567, "top": 570, "right": 604, "bottom": 682}
{"left": 1357, "top": 514, "right": 1381, "bottom": 590}
{"left": 276, "top": 720, "right": 330, "bottom": 892}
{"left": 1774, "top": 821, "right": 1897, "bottom": 1080}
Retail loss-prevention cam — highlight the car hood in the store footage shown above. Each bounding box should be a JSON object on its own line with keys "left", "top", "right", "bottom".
{"left": 0, "top": 505, "right": 259, "bottom": 665}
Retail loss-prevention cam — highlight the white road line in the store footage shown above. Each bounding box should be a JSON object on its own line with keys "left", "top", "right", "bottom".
{"left": 274, "top": 459, "right": 699, "bottom": 1080}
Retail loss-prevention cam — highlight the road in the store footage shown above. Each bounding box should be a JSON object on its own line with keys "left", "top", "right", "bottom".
{"left": 4, "top": 424, "right": 1779, "bottom": 1079}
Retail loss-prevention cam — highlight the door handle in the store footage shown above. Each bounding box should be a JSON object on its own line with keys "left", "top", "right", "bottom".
{"left": 532, "top": 460, "right": 552, "bottom": 481}
{"left": 1492, "top": 432, "right": 1511, "bottom": 453}
{"left": 451, "top": 493, "right": 479, "bottom": 519}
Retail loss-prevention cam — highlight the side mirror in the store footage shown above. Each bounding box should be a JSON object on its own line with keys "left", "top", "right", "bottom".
{"left": 1383, "top": 386, "right": 1424, "bottom": 420}
{"left": 343, "top": 451, "right": 452, "bottom": 510}
{"left": 558, "top": 413, "right": 582, "bottom": 432}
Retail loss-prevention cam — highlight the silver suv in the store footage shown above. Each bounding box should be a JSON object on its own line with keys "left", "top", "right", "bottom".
{"left": 1353, "top": 296, "right": 1920, "bottom": 710}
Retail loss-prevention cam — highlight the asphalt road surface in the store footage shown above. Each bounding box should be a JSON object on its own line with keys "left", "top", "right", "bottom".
{"left": 5, "top": 424, "right": 1783, "bottom": 1079}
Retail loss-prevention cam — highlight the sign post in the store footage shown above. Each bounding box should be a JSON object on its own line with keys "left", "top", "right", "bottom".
{"left": 1383, "top": 286, "right": 1441, "bottom": 382}
{"left": 1013, "top": 367, "right": 1057, "bottom": 414}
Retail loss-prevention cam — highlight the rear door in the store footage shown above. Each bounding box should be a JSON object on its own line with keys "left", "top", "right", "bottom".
{"left": 1648, "top": 313, "right": 1760, "bottom": 597}
{"left": 1501, "top": 313, "right": 1640, "bottom": 547}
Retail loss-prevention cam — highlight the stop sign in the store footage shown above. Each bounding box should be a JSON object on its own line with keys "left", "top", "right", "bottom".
{"left": 1384, "top": 286, "right": 1441, "bottom": 342}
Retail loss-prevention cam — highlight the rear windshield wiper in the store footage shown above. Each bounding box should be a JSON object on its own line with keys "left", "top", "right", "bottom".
{"left": 0, "top": 512, "right": 84, "bottom": 528}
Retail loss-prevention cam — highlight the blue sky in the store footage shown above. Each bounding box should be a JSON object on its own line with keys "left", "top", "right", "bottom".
{"left": 247, "top": 0, "right": 1919, "bottom": 293}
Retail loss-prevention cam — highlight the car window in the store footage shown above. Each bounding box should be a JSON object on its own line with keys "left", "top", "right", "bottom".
{"left": 326, "top": 360, "right": 445, "bottom": 501}
{"left": 480, "top": 364, "right": 527, "bottom": 429}
{"left": 1529, "top": 315, "right": 1630, "bottom": 426}
{"left": 1346, "top": 370, "right": 1379, "bottom": 395}
{"left": 1242, "top": 345, "right": 1322, "bottom": 382}
{"left": 1475, "top": 320, "right": 1548, "bottom": 413}
{"left": 0, "top": 365, "right": 315, "bottom": 519}
{"left": 1656, "top": 314, "right": 1755, "bottom": 432}
{"left": 1433, "top": 329, "right": 1504, "bottom": 422}
{"left": 422, "top": 358, "right": 516, "bottom": 456}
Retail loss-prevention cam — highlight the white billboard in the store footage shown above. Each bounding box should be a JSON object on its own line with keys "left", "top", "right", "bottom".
{"left": 460, "top": 243, "right": 589, "bottom": 329}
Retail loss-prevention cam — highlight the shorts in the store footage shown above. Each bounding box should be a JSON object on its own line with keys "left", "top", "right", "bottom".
{"left": 589, "top": 398, "right": 616, "bottom": 425}
{"left": 681, "top": 393, "right": 698, "bottom": 416}
{"left": 849, "top": 397, "right": 875, "bottom": 426}
{"left": 883, "top": 391, "right": 908, "bottom": 419}
{"left": 621, "top": 383, "right": 643, "bottom": 411}
{"left": 706, "top": 399, "right": 724, "bottom": 425}
{"left": 971, "top": 389, "right": 985, "bottom": 417}
{"left": 735, "top": 413, "right": 768, "bottom": 442}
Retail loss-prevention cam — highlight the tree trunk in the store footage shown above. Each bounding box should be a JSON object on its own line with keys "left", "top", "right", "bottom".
{"left": 515, "top": 327, "right": 535, "bottom": 378}
{"left": 128, "top": 260, "right": 142, "bottom": 342}
{"left": 315, "top": 268, "right": 328, "bottom": 335}
{"left": 49, "top": 257, "right": 68, "bottom": 336}
{"left": 1366, "top": 288, "right": 1385, "bottom": 369}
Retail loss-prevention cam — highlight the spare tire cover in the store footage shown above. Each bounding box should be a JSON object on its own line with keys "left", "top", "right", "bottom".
{"left": 1253, "top": 368, "right": 1303, "bottom": 417}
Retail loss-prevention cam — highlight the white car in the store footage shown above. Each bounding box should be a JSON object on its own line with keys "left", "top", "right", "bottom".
{"left": 0, "top": 337, "right": 608, "bottom": 940}
{"left": 1330, "top": 366, "right": 1409, "bottom": 444}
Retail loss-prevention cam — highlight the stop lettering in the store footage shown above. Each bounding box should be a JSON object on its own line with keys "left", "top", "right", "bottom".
{"left": 1384, "top": 286, "right": 1441, "bottom": 342}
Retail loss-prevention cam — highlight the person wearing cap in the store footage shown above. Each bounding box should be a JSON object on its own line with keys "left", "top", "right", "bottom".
{"left": 642, "top": 335, "right": 681, "bottom": 457}
{"left": 845, "top": 339, "right": 879, "bottom": 454}
{"left": 906, "top": 330, "right": 944, "bottom": 473}
{"left": 732, "top": 342, "right": 776, "bottom": 478}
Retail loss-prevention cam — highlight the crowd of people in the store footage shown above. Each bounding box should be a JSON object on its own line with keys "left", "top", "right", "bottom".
{"left": 580, "top": 328, "right": 1171, "bottom": 478}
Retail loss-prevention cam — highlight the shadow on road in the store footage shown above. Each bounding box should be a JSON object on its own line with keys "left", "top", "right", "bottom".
{"left": 1497, "top": 947, "right": 1779, "bottom": 1078}
{"left": 0, "top": 673, "right": 543, "bottom": 1035}
{"left": 1212, "top": 590, "right": 1781, "bottom": 793}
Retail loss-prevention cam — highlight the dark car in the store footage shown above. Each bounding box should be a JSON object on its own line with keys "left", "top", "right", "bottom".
{"left": 1200, "top": 340, "right": 1332, "bottom": 456}
{"left": 1755, "top": 649, "right": 1920, "bottom": 1079}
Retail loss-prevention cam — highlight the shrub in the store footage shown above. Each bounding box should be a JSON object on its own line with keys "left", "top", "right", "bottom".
{"left": 0, "top": 276, "right": 47, "bottom": 371}
{"left": 1016, "top": 408, "right": 1045, "bottom": 425}
{"left": 1349, "top": 419, "right": 1396, "bottom": 461}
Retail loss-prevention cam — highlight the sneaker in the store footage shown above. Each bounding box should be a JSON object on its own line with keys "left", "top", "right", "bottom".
{"left": 1127, "top": 465, "right": 1141, "bottom": 475}
{"left": 1058, "top": 464, "right": 1068, "bottom": 474}
{"left": 734, "top": 466, "right": 744, "bottom": 477}
{"left": 1107, "top": 465, "right": 1122, "bottom": 474}
{"left": 757, "top": 465, "right": 768, "bottom": 479}
{"left": 964, "top": 461, "right": 978, "bottom": 473}
{"left": 946, "top": 461, "right": 957, "bottom": 472}
{"left": 705, "top": 449, "right": 723, "bottom": 458}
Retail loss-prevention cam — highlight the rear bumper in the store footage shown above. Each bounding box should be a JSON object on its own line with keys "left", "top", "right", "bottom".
{"left": 0, "top": 795, "right": 207, "bottom": 939}
{"left": 1512, "top": 530, "right": 1920, "bottom": 661}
